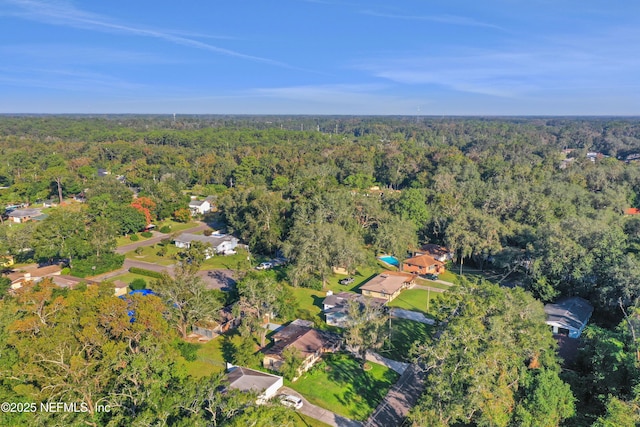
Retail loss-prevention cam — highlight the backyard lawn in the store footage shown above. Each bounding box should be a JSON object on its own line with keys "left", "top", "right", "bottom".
{"left": 288, "top": 353, "right": 399, "bottom": 421}
{"left": 286, "top": 264, "right": 382, "bottom": 326}
{"left": 387, "top": 288, "right": 441, "bottom": 315}
{"left": 184, "top": 330, "right": 247, "bottom": 378}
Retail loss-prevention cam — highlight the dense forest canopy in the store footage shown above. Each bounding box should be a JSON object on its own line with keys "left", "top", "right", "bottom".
{"left": 2, "top": 116, "right": 640, "bottom": 425}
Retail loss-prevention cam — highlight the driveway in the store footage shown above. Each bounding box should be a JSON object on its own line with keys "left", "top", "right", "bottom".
{"left": 364, "top": 364, "right": 425, "bottom": 427}
{"left": 365, "top": 351, "right": 409, "bottom": 375}
{"left": 279, "top": 387, "right": 363, "bottom": 427}
{"left": 197, "top": 269, "right": 236, "bottom": 291}
{"left": 390, "top": 308, "right": 435, "bottom": 325}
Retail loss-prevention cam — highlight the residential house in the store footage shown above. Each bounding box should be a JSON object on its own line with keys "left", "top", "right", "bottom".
{"left": 192, "top": 305, "right": 242, "bottom": 341}
{"left": 625, "top": 208, "right": 640, "bottom": 215}
{"left": 8, "top": 208, "right": 42, "bottom": 223}
{"left": 225, "top": 365, "right": 283, "bottom": 403}
{"left": 262, "top": 319, "right": 342, "bottom": 380}
{"left": 625, "top": 153, "right": 640, "bottom": 163}
{"left": 188, "top": 199, "right": 211, "bottom": 216}
{"left": 174, "top": 233, "right": 239, "bottom": 257}
{"left": 6, "top": 265, "right": 62, "bottom": 290}
{"left": 359, "top": 271, "right": 415, "bottom": 302}
{"left": 413, "top": 244, "right": 454, "bottom": 262}
{"left": 402, "top": 254, "right": 445, "bottom": 276}
{"left": 544, "top": 297, "right": 594, "bottom": 339}
{"left": 322, "top": 290, "right": 386, "bottom": 328}
{"left": 42, "top": 199, "right": 58, "bottom": 208}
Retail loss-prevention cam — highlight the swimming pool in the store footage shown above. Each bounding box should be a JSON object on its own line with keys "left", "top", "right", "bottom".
{"left": 378, "top": 255, "right": 400, "bottom": 267}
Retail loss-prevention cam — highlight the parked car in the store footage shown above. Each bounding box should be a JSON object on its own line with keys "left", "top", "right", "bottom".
{"left": 425, "top": 273, "right": 438, "bottom": 280}
{"left": 256, "top": 262, "right": 273, "bottom": 270}
{"left": 278, "top": 394, "right": 303, "bottom": 409}
{"left": 339, "top": 277, "right": 355, "bottom": 285}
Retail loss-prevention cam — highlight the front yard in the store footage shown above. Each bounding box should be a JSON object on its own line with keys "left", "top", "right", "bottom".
{"left": 199, "top": 248, "right": 250, "bottom": 271}
{"left": 387, "top": 288, "right": 441, "bottom": 315}
{"left": 381, "top": 318, "right": 433, "bottom": 362}
{"left": 124, "top": 244, "right": 181, "bottom": 266}
{"left": 288, "top": 353, "right": 399, "bottom": 421}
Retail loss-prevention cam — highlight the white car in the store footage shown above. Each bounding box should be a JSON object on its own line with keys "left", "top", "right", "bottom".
{"left": 256, "top": 262, "right": 273, "bottom": 270}
{"left": 278, "top": 394, "right": 303, "bottom": 409}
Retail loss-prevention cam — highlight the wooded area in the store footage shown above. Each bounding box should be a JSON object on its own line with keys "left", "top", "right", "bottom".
{"left": 1, "top": 115, "right": 640, "bottom": 425}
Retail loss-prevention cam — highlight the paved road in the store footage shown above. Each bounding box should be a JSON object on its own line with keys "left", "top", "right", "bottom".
{"left": 364, "top": 364, "right": 425, "bottom": 427}
{"left": 280, "top": 387, "right": 363, "bottom": 427}
{"left": 115, "top": 222, "right": 210, "bottom": 254}
{"left": 390, "top": 308, "right": 435, "bottom": 325}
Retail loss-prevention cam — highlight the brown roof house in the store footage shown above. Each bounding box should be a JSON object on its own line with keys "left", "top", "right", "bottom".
{"left": 5, "top": 265, "right": 62, "bottom": 290}
{"left": 359, "top": 271, "right": 415, "bottom": 302}
{"left": 402, "top": 254, "right": 445, "bottom": 276}
{"left": 263, "top": 319, "right": 341, "bottom": 380}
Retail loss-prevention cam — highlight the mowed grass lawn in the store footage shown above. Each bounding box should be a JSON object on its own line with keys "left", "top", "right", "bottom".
{"left": 124, "top": 244, "right": 181, "bottom": 266}
{"left": 287, "top": 264, "right": 382, "bottom": 325}
{"left": 289, "top": 353, "right": 399, "bottom": 421}
{"left": 199, "top": 248, "right": 250, "bottom": 271}
{"left": 387, "top": 288, "right": 441, "bottom": 315}
{"left": 184, "top": 330, "right": 246, "bottom": 378}
{"left": 381, "top": 318, "right": 433, "bottom": 362}
{"left": 294, "top": 414, "right": 331, "bottom": 427}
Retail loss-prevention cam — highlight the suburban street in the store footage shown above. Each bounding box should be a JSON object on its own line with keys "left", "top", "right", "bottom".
{"left": 115, "top": 222, "right": 211, "bottom": 254}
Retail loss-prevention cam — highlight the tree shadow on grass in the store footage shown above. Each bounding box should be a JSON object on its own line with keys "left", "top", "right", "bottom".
{"left": 221, "top": 335, "right": 237, "bottom": 364}
{"left": 384, "top": 318, "right": 432, "bottom": 361}
{"left": 324, "top": 353, "right": 396, "bottom": 420}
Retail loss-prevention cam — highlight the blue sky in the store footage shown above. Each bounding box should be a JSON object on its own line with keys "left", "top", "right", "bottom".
{"left": 1, "top": 0, "right": 639, "bottom": 115}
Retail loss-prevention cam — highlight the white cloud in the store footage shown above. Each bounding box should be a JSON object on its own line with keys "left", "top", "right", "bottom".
{"left": 361, "top": 10, "right": 505, "bottom": 31}
{"left": 2, "top": 0, "right": 289, "bottom": 67}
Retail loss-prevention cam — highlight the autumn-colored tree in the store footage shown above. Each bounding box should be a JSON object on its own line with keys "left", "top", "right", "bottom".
{"left": 130, "top": 196, "right": 157, "bottom": 226}
{"left": 173, "top": 207, "right": 191, "bottom": 223}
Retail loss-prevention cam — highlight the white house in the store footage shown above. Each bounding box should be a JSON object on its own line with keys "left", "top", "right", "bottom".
{"left": 544, "top": 297, "right": 594, "bottom": 339}
{"left": 174, "top": 233, "right": 239, "bottom": 258}
{"left": 188, "top": 199, "right": 211, "bottom": 216}
{"left": 225, "top": 365, "right": 283, "bottom": 404}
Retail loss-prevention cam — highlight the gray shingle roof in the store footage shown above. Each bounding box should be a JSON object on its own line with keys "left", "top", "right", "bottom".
{"left": 8, "top": 208, "right": 41, "bottom": 217}
{"left": 226, "top": 366, "right": 281, "bottom": 393}
{"left": 174, "top": 233, "right": 237, "bottom": 247}
{"left": 544, "top": 297, "right": 593, "bottom": 332}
